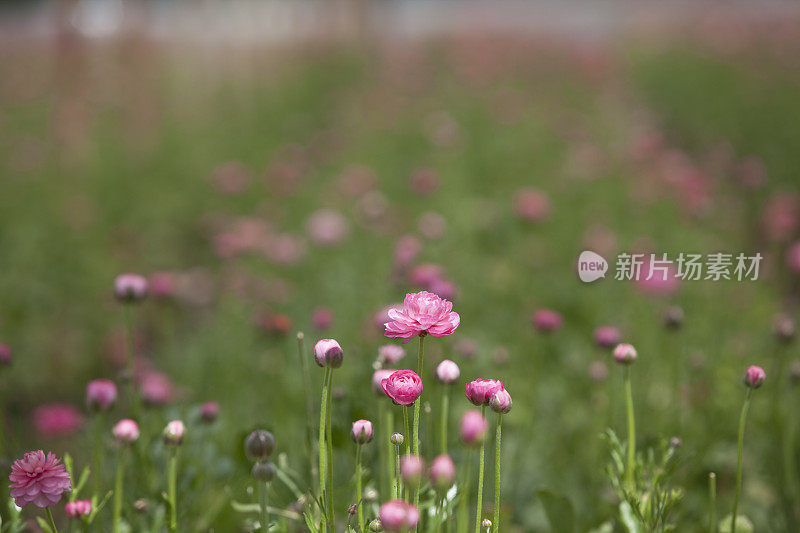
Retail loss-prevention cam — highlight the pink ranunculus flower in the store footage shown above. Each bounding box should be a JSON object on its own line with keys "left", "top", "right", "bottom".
{"left": 379, "top": 499, "right": 420, "bottom": 532}
{"left": 86, "top": 379, "right": 118, "bottom": 412}
{"left": 743, "top": 365, "right": 766, "bottom": 389}
{"left": 593, "top": 326, "right": 622, "bottom": 350}
{"left": 139, "top": 371, "right": 175, "bottom": 406}
{"left": 532, "top": 309, "right": 563, "bottom": 333}
{"left": 33, "top": 404, "right": 84, "bottom": 438}
{"left": 384, "top": 291, "right": 460, "bottom": 341}
{"left": 381, "top": 370, "right": 423, "bottom": 406}
{"left": 465, "top": 379, "right": 504, "bottom": 406}
{"left": 65, "top": 498, "right": 92, "bottom": 518}
{"left": 378, "top": 344, "right": 407, "bottom": 365}
{"left": 372, "top": 369, "right": 395, "bottom": 396}
{"left": 9, "top": 450, "right": 71, "bottom": 508}
{"left": 460, "top": 410, "right": 488, "bottom": 446}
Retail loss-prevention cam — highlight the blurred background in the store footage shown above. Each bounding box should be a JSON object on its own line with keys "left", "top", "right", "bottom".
{"left": 2, "top": 0, "right": 800, "bottom": 531}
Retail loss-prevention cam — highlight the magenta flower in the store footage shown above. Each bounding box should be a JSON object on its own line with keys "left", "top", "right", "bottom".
{"left": 465, "top": 379, "right": 504, "bottom": 406}
{"left": 382, "top": 370, "right": 423, "bottom": 406}
{"left": 435, "top": 360, "right": 460, "bottom": 384}
{"left": 8, "top": 450, "right": 71, "bottom": 508}
{"left": 86, "top": 379, "right": 118, "bottom": 412}
{"left": 372, "top": 369, "right": 395, "bottom": 396}
{"left": 384, "top": 291, "right": 460, "bottom": 341}
{"left": 65, "top": 499, "right": 92, "bottom": 518}
{"left": 351, "top": 420, "right": 374, "bottom": 444}
{"left": 593, "top": 326, "right": 622, "bottom": 349}
{"left": 113, "top": 273, "right": 148, "bottom": 303}
{"left": 148, "top": 271, "right": 176, "bottom": 299}
{"left": 743, "top": 365, "right": 766, "bottom": 389}
{"left": 429, "top": 454, "right": 456, "bottom": 491}
{"left": 460, "top": 410, "right": 488, "bottom": 446}
{"left": 33, "top": 404, "right": 84, "bottom": 438}
{"left": 140, "top": 371, "right": 175, "bottom": 406}
{"left": 379, "top": 499, "right": 420, "bottom": 532}
{"left": 532, "top": 309, "right": 562, "bottom": 333}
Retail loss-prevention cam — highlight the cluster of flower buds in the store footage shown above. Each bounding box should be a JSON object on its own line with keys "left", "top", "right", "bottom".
{"left": 65, "top": 499, "right": 92, "bottom": 518}
{"left": 379, "top": 499, "right": 420, "bottom": 532}
{"left": 245, "top": 429, "right": 277, "bottom": 483}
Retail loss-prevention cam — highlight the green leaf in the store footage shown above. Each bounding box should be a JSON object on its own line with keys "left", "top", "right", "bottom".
{"left": 536, "top": 489, "right": 575, "bottom": 533}
{"left": 619, "top": 501, "right": 643, "bottom": 533}
{"left": 302, "top": 509, "right": 320, "bottom": 533}
{"left": 588, "top": 522, "right": 614, "bottom": 533}
{"left": 35, "top": 517, "right": 53, "bottom": 533}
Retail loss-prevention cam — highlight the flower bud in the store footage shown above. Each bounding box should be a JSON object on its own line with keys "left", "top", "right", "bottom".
{"left": 348, "top": 503, "right": 358, "bottom": 516}
{"left": 0, "top": 343, "right": 12, "bottom": 366}
{"left": 613, "top": 343, "right": 637, "bottom": 365}
{"left": 369, "top": 519, "right": 384, "bottom": 532}
{"left": 481, "top": 519, "right": 492, "bottom": 529}
{"left": 252, "top": 460, "right": 276, "bottom": 482}
{"left": 390, "top": 433, "right": 404, "bottom": 447}
{"left": 465, "top": 379, "right": 504, "bottom": 406}
{"left": 593, "top": 326, "right": 621, "bottom": 349}
{"left": 773, "top": 313, "right": 795, "bottom": 342}
{"left": 245, "top": 430, "right": 276, "bottom": 461}
{"left": 134, "top": 499, "right": 149, "bottom": 514}
{"left": 378, "top": 344, "right": 406, "bottom": 366}
{"left": 743, "top": 365, "right": 766, "bottom": 389}
{"left": 489, "top": 389, "right": 512, "bottom": 414}
{"left": 113, "top": 273, "right": 148, "bottom": 303}
{"left": 162, "top": 420, "right": 185, "bottom": 446}
{"left": 435, "top": 360, "right": 460, "bottom": 384}
{"left": 382, "top": 370, "right": 423, "bottom": 405}
{"left": 400, "top": 455, "right": 425, "bottom": 487}
{"left": 351, "top": 419, "right": 374, "bottom": 444}
{"left": 65, "top": 499, "right": 92, "bottom": 518}
{"left": 200, "top": 401, "right": 219, "bottom": 423}
{"left": 669, "top": 437, "right": 682, "bottom": 449}
{"left": 372, "top": 369, "right": 395, "bottom": 396}
{"left": 429, "top": 454, "right": 456, "bottom": 492}
{"left": 86, "top": 379, "right": 118, "bottom": 412}
{"left": 112, "top": 418, "right": 140, "bottom": 444}
{"left": 379, "top": 500, "right": 420, "bottom": 532}
{"left": 364, "top": 487, "right": 379, "bottom": 503}
{"left": 662, "top": 306, "right": 684, "bottom": 329}
{"left": 460, "top": 410, "right": 488, "bottom": 446}
{"left": 532, "top": 308, "right": 562, "bottom": 333}
{"left": 314, "top": 339, "right": 343, "bottom": 368}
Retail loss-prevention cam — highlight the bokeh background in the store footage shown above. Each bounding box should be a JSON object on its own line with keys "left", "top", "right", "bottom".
{"left": 2, "top": 0, "right": 800, "bottom": 531}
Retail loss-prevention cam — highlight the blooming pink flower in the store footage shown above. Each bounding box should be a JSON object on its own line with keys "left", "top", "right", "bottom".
{"left": 435, "top": 360, "right": 460, "bottom": 384}
{"left": 379, "top": 499, "right": 420, "bottom": 532}
{"left": 613, "top": 343, "right": 637, "bottom": 365}
{"left": 384, "top": 291, "right": 460, "bottom": 341}
{"left": 381, "top": 370, "right": 423, "bottom": 405}
{"left": 33, "top": 404, "right": 84, "bottom": 437}
{"left": 490, "top": 389, "right": 512, "bottom": 414}
{"left": 465, "top": 379, "right": 504, "bottom": 406}
{"left": 113, "top": 419, "right": 140, "bottom": 444}
{"left": 532, "top": 309, "right": 562, "bottom": 333}
{"left": 743, "top": 365, "right": 766, "bottom": 389}
{"left": 372, "top": 369, "right": 395, "bottom": 396}
{"left": 113, "top": 273, "right": 148, "bottom": 303}
{"left": 9, "top": 450, "right": 71, "bottom": 507}
{"left": 378, "top": 344, "right": 407, "bottom": 365}
{"left": 429, "top": 454, "right": 456, "bottom": 491}
{"left": 65, "top": 498, "right": 92, "bottom": 518}
{"left": 460, "top": 410, "right": 488, "bottom": 446}
{"left": 593, "top": 326, "right": 622, "bottom": 349}
{"left": 86, "top": 379, "right": 117, "bottom": 412}
{"left": 139, "top": 371, "right": 175, "bottom": 406}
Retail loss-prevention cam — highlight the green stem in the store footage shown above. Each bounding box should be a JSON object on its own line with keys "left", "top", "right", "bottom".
{"left": 92, "top": 413, "right": 104, "bottom": 498}
{"left": 493, "top": 414, "right": 502, "bottom": 533}
{"left": 168, "top": 448, "right": 178, "bottom": 533}
{"left": 318, "top": 367, "right": 331, "bottom": 530}
{"left": 297, "top": 333, "right": 316, "bottom": 486}
{"left": 474, "top": 406, "right": 486, "bottom": 533}
{"left": 458, "top": 450, "right": 473, "bottom": 533}
{"left": 623, "top": 366, "right": 636, "bottom": 489}
{"left": 259, "top": 481, "right": 269, "bottom": 532}
{"left": 440, "top": 387, "right": 450, "bottom": 455}
{"left": 326, "top": 370, "right": 334, "bottom": 529}
{"left": 403, "top": 406, "right": 411, "bottom": 458}
{"left": 46, "top": 508, "right": 59, "bottom": 533}
{"left": 355, "top": 444, "right": 364, "bottom": 532}
{"left": 124, "top": 305, "right": 139, "bottom": 420}
{"left": 708, "top": 472, "right": 716, "bottom": 533}
{"left": 414, "top": 336, "right": 424, "bottom": 456}
{"left": 112, "top": 448, "right": 125, "bottom": 533}
{"left": 382, "top": 404, "right": 393, "bottom": 499}
{"left": 393, "top": 442, "right": 401, "bottom": 500}
{"left": 731, "top": 389, "right": 752, "bottom": 533}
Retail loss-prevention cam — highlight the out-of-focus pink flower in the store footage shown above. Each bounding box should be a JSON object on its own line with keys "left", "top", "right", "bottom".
{"left": 762, "top": 193, "right": 799, "bottom": 243}
{"left": 582, "top": 225, "right": 617, "bottom": 258}
{"left": 372, "top": 369, "right": 395, "bottom": 396}
{"left": 773, "top": 313, "right": 795, "bottom": 342}
{"left": 736, "top": 156, "right": 767, "bottom": 189}
{"left": 336, "top": 165, "right": 377, "bottom": 197}
{"left": 460, "top": 409, "right": 488, "bottom": 446}
{"left": 163, "top": 420, "right": 185, "bottom": 446}
{"left": 418, "top": 212, "right": 446, "bottom": 240}
{"left": 209, "top": 161, "right": 251, "bottom": 194}
{"left": 429, "top": 454, "right": 456, "bottom": 491}
{"left": 374, "top": 303, "right": 403, "bottom": 332}
{"left": 263, "top": 234, "right": 306, "bottom": 266}
{"left": 786, "top": 241, "right": 800, "bottom": 274}
{"left": 311, "top": 307, "right": 334, "bottom": 331}
{"left": 379, "top": 499, "right": 420, "bottom": 532}
{"left": 307, "top": 209, "right": 349, "bottom": 246}
{"left": 400, "top": 455, "right": 425, "bottom": 486}
{"left": 489, "top": 389, "right": 512, "bottom": 414}
{"left": 113, "top": 419, "right": 140, "bottom": 444}
{"left": 200, "top": 401, "right": 220, "bottom": 423}
{"left": 743, "top": 365, "right": 766, "bottom": 389}
{"left": 65, "top": 498, "right": 92, "bottom": 518}
{"left": 410, "top": 168, "right": 440, "bottom": 196}
{"left": 454, "top": 338, "right": 478, "bottom": 359}
{"left": 314, "top": 339, "right": 343, "bottom": 368}
{"left": 359, "top": 190, "right": 388, "bottom": 222}
{"left": 435, "top": 359, "right": 460, "bottom": 384}
{"left": 378, "top": 344, "right": 406, "bottom": 366}
{"left": 593, "top": 326, "right": 622, "bottom": 349}
{"left": 410, "top": 264, "right": 446, "bottom": 288}
{"left": 33, "top": 404, "right": 84, "bottom": 437}
{"left": 148, "top": 271, "right": 176, "bottom": 299}
{"left": 589, "top": 361, "right": 608, "bottom": 382}
{"left": 532, "top": 309, "right": 563, "bottom": 333}
{"left": 255, "top": 311, "right": 293, "bottom": 337}
{"left": 393, "top": 235, "right": 422, "bottom": 269}
{"left": 139, "top": 371, "right": 175, "bottom": 406}
{"left": 114, "top": 273, "right": 148, "bottom": 303}
{"left": 465, "top": 379, "right": 504, "bottom": 406}
{"left": 513, "top": 188, "right": 552, "bottom": 223}
{"left": 381, "top": 370, "right": 423, "bottom": 405}
{"left": 635, "top": 257, "right": 681, "bottom": 296}
{"left": 0, "top": 343, "right": 11, "bottom": 366}
{"left": 384, "top": 291, "right": 460, "bottom": 341}
{"left": 425, "top": 110, "right": 460, "bottom": 147}
{"left": 86, "top": 379, "right": 117, "bottom": 412}
{"left": 9, "top": 450, "right": 71, "bottom": 508}
{"left": 613, "top": 343, "right": 637, "bottom": 365}
{"left": 351, "top": 419, "right": 374, "bottom": 444}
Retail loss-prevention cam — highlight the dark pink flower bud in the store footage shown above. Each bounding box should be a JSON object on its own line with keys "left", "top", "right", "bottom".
{"left": 593, "top": 326, "right": 621, "bottom": 350}
{"left": 148, "top": 271, "right": 175, "bottom": 299}
{"left": 532, "top": 309, "right": 562, "bottom": 333}
{"left": 378, "top": 344, "right": 406, "bottom": 366}
{"left": 400, "top": 455, "right": 425, "bottom": 487}
{"left": 351, "top": 419, "right": 374, "bottom": 444}
{"left": 0, "top": 343, "right": 12, "bottom": 366}
{"left": 372, "top": 369, "right": 395, "bottom": 396}
{"left": 200, "top": 401, "right": 220, "bottom": 423}
{"left": 252, "top": 460, "right": 276, "bottom": 482}
{"left": 163, "top": 420, "right": 185, "bottom": 446}
{"left": 743, "top": 365, "right": 766, "bottom": 389}
{"left": 613, "top": 343, "right": 637, "bottom": 365}
{"left": 245, "top": 430, "right": 276, "bottom": 460}
{"left": 311, "top": 307, "right": 334, "bottom": 331}
{"left": 9, "top": 450, "right": 71, "bottom": 508}
{"left": 489, "top": 389, "right": 512, "bottom": 414}
{"left": 381, "top": 370, "right": 423, "bottom": 405}
{"left": 460, "top": 410, "right": 488, "bottom": 446}
{"left": 379, "top": 499, "right": 420, "bottom": 532}
{"left": 113, "top": 273, "right": 148, "bottom": 303}
{"left": 429, "top": 454, "right": 456, "bottom": 491}
{"left": 112, "top": 419, "right": 140, "bottom": 445}
{"left": 435, "top": 360, "right": 460, "bottom": 384}
{"left": 390, "top": 433, "right": 405, "bottom": 447}
{"left": 465, "top": 379, "right": 504, "bottom": 406}
{"left": 65, "top": 499, "right": 92, "bottom": 518}
{"left": 86, "top": 379, "right": 117, "bottom": 412}
{"left": 314, "top": 339, "right": 343, "bottom": 368}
